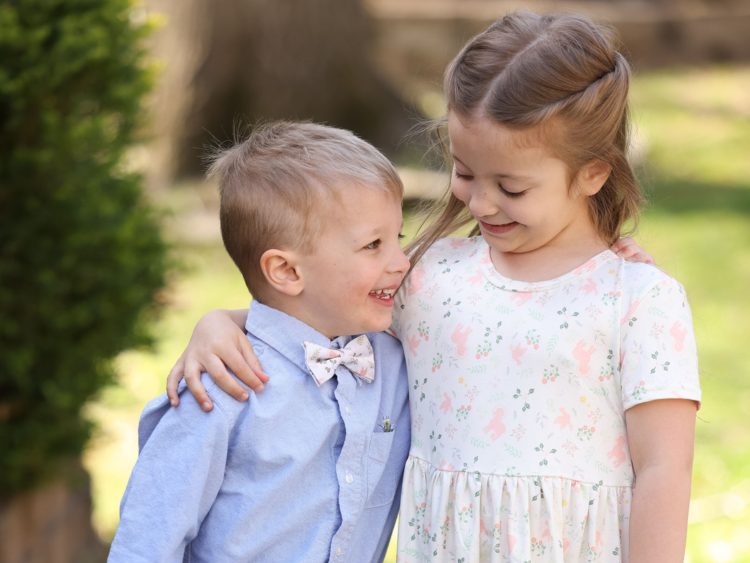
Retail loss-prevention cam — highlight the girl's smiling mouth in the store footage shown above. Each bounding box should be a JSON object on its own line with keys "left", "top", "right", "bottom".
{"left": 479, "top": 220, "right": 519, "bottom": 235}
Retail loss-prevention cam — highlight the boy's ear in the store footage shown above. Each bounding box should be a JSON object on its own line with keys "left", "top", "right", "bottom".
{"left": 576, "top": 159, "right": 612, "bottom": 197}
{"left": 260, "top": 249, "right": 304, "bottom": 296}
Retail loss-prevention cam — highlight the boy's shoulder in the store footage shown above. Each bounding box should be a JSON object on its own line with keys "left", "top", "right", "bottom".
{"left": 138, "top": 373, "right": 248, "bottom": 452}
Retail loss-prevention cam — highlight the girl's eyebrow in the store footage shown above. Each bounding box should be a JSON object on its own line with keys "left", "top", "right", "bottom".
{"left": 452, "top": 154, "right": 530, "bottom": 181}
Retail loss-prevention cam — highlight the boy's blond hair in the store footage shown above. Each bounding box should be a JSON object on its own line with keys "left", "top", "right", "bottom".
{"left": 208, "top": 121, "right": 403, "bottom": 299}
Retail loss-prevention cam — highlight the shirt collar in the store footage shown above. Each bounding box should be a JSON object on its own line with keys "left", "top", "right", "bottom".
{"left": 245, "top": 300, "right": 353, "bottom": 375}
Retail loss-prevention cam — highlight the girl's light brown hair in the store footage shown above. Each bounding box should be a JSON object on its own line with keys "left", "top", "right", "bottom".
{"left": 406, "top": 10, "right": 644, "bottom": 269}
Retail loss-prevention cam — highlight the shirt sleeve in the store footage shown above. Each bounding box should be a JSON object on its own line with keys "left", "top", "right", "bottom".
{"left": 107, "top": 375, "right": 232, "bottom": 563}
{"left": 620, "top": 277, "right": 701, "bottom": 411}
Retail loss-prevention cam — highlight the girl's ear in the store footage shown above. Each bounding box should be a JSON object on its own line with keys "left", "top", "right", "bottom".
{"left": 577, "top": 159, "right": 612, "bottom": 197}
{"left": 260, "top": 249, "right": 304, "bottom": 296}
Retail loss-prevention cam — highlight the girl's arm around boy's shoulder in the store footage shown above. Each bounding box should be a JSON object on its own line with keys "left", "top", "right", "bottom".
{"left": 108, "top": 374, "right": 245, "bottom": 563}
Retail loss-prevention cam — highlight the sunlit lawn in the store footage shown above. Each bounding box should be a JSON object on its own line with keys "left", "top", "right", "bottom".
{"left": 84, "top": 66, "right": 750, "bottom": 562}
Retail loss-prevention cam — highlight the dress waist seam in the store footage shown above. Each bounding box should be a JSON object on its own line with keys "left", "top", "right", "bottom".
{"left": 407, "top": 454, "right": 633, "bottom": 489}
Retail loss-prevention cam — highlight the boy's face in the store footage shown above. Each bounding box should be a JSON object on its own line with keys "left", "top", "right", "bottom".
{"left": 296, "top": 185, "right": 410, "bottom": 338}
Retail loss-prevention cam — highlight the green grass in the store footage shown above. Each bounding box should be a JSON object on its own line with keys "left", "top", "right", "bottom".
{"left": 84, "top": 66, "right": 750, "bottom": 562}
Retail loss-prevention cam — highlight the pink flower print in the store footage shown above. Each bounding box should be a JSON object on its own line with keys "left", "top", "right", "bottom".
{"left": 542, "top": 364, "right": 559, "bottom": 384}
{"left": 588, "top": 407, "right": 603, "bottom": 425}
{"left": 606, "top": 435, "right": 627, "bottom": 467}
{"left": 467, "top": 268, "right": 483, "bottom": 286}
{"left": 553, "top": 408, "right": 573, "bottom": 431}
{"left": 572, "top": 340, "right": 595, "bottom": 375}
{"left": 482, "top": 406, "right": 506, "bottom": 441}
{"left": 586, "top": 303, "right": 603, "bottom": 320}
{"left": 440, "top": 392, "right": 453, "bottom": 415}
{"left": 465, "top": 385, "right": 479, "bottom": 403}
{"left": 425, "top": 283, "right": 439, "bottom": 298}
{"left": 451, "top": 324, "right": 473, "bottom": 358}
{"left": 525, "top": 329, "right": 540, "bottom": 350}
{"left": 581, "top": 277, "right": 598, "bottom": 295}
{"left": 475, "top": 340, "right": 492, "bottom": 359}
{"left": 445, "top": 424, "right": 457, "bottom": 439}
{"left": 621, "top": 300, "right": 641, "bottom": 326}
{"left": 414, "top": 414, "right": 424, "bottom": 432}
{"left": 510, "top": 424, "right": 526, "bottom": 442}
{"left": 649, "top": 322, "right": 665, "bottom": 339}
{"left": 456, "top": 404, "right": 471, "bottom": 422}
{"left": 407, "top": 334, "right": 421, "bottom": 357}
{"left": 561, "top": 439, "right": 579, "bottom": 457}
{"left": 574, "top": 259, "right": 597, "bottom": 275}
{"left": 510, "top": 342, "right": 527, "bottom": 365}
{"left": 670, "top": 320, "right": 688, "bottom": 351}
{"left": 407, "top": 268, "right": 426, "bottom": 295}
{"left": 431, "top": 353, "right": 443, "bottom": 372}
{"left": 417, "top": 321, "right": 430, "bottom": 341}
{"left": 509, "top": 291, "right": 533, "bottom": 307}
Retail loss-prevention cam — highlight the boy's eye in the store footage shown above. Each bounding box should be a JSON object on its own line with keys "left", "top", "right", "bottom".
{"left": 365, "top": 239, "right": 381, "bottom": 250}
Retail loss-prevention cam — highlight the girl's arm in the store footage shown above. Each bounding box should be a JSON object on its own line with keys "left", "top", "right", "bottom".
{"left": 166, "top": 308, "right": 267, "bottom": 411}
{"left": 626, "top": 399, "right": 696, "bottom": 563}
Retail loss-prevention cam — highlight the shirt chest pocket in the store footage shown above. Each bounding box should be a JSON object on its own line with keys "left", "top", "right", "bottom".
{"left": 365, "top": 431, "right": 399, "bottom": 509}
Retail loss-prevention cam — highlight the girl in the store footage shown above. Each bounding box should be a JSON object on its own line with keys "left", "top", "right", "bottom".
{"left": 167, "top": 11, "right": 699, "bottom": 562}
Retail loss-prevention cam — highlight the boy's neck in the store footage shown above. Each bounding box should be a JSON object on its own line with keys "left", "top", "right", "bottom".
{"left": 256, "top": 293, "right": 341, "bottom": 341}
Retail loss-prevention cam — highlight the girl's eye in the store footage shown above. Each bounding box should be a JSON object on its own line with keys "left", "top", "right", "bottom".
{"left": 365, "top": 239, "right": 381, "bottom": 250}
{"left": 501, "top": 186, "right": 526, "bottom": 198}
{"left": 454, "top": 170, "right": 472, "bottom": 180}
{"left": 398, "top": 234, "right": 406, "bottom": 240}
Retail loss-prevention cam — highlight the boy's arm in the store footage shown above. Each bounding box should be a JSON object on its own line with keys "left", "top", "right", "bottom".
{"left": 167, "top": 308, "right": 267, "bottom": 411}
{"left": 626, "top": 399, "right": 696, "bottom": 563}
{"left": 108, "top": 378, "right": 232, "bottom": 563}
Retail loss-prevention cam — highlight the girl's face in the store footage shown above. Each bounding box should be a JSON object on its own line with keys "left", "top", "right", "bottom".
{"left": 448, "top": 112, "right": 604, "bottom": 258}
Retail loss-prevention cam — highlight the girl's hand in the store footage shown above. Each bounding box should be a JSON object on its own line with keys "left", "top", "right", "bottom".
{"left": 611, "top": 237, "right": 655, "bottom": 265}
{"left": 166, "top": 309, "right": 267, "bottom": 412}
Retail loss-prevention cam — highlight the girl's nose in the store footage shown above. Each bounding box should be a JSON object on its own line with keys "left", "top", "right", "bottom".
{"left": 467, "top": 187, "right": 500, "bottom": 218}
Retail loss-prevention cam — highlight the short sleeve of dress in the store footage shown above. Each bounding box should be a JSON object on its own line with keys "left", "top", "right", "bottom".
{"left": 620, "top": 277, "right": 701, "bottom": 411}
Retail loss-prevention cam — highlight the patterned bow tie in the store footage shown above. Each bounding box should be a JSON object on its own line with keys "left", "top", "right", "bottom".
{"left": 302, "top": 335, "right": 375, "bottom": 386}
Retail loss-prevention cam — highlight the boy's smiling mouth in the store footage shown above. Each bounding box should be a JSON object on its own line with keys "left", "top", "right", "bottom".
{"left": 368, "top": 287, "right": 397, "bottom": 305}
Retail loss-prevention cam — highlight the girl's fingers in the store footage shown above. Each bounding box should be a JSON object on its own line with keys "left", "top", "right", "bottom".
{"left": 628, "top": 251, "right": 656, "bottom": 265}
{"left": 166, "top": 358, "right": 185, "bottom": 406}
{"left": 218, "top": 348, "right": 257, "bottom": 397}
{"left": 240, "top": 339, "right": 269, "bottom": 384}
{"left": 611, "top": 237, "right": 635, "bottom": 254}
{"left": 185, "top": 359, "right": 213, "bottom": 412}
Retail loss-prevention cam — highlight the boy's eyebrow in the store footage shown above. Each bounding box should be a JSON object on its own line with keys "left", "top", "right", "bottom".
{"left": 452, "top": 154, "right": 530, "bottom": 181}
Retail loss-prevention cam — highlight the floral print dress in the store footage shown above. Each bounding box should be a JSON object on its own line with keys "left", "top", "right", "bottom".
{"left": 392, "top": 237, "right": 701, "bottom": 562}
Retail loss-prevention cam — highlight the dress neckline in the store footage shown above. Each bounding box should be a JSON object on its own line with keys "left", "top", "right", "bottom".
{"left": 477, "top": 239, "right": 618, "bottom": 293}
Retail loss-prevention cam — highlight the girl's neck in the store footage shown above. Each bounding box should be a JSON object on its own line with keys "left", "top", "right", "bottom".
{"left": 488, "top": 224, "right": 609, "bottom": 284}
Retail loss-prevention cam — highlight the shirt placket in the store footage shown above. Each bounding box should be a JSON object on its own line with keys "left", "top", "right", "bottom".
{"left": 330, "top": 360, "right": 365, "bottom": 561}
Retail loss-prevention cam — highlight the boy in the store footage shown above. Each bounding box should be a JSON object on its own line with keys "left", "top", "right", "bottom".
{"left": 108, "top": 122, "right": 412, "bottom": 563}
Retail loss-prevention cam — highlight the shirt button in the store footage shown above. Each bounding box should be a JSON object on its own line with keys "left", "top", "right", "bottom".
{"left": 335, "top": 545, "right": 342, "bottom": 556}
{"left": 345, "top": 407, "right": 351, "bottom": 415}
{"left": 345, "top": 472, "right": 354, "bottom": 484}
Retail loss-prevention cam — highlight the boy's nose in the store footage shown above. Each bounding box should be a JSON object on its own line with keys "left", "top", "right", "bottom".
{"left": 390, "top": 247, "right": 411, "bottom": 274}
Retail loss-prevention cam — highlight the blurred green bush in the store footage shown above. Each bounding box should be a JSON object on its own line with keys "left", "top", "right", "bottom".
{"left": 0, "top": 0, "right": 168, "bottom": 495}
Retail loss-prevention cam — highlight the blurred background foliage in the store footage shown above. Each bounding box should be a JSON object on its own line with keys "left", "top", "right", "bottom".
{"left": 0, "top": 0, "right": 168, "bottom": 495}
{"left": 2, "top": 0, "right": 750, "bottom": 562}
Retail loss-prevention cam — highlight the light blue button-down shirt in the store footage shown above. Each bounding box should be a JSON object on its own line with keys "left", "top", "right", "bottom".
{"left": 108, "top": 301, "right": 410, "bottom": 563}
